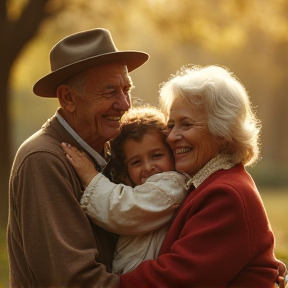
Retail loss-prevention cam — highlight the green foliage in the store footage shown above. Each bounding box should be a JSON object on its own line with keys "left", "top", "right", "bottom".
{"left": 10, "top": 87, "right": 59, "bottom": 155}
{"left": 261, "top": 188, "right": 288, "bottom": 265}
{"left": 140, "top": 0, "right": 288, "bottom": 51}
{"left": 248, "top": 165, "right": 288, "bottom": 188}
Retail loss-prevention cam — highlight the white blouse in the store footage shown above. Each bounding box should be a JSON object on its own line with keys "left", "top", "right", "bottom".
{"left": 80, "top": 171, "right": 188, "bottom": 274}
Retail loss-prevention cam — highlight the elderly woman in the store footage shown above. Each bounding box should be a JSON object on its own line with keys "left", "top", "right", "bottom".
{"left": 118, "top": 65, "right": 279, "bottom": 287}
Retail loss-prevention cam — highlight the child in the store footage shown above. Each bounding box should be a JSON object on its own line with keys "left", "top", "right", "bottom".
{"left": 62, "top": 106, "right": 188, "bottom": 274}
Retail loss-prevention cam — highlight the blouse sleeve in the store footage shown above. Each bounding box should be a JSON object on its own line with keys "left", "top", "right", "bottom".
{"left": 80, "top": 171, "right": 188, "bottom": 235}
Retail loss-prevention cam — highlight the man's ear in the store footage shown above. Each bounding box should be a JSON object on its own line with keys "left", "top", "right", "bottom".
{"left": 57, "top": 84, "right": 76, "bottom": 112}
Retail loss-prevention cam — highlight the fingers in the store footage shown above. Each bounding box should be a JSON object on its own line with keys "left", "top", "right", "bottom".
{"left": 61, "top": 143, "right": 75, "bottom": 166}
{"left": 278, "top": 259, "right": 287, "bottom": 275}
{"left": 64, "top": 151, "right": 73, "bottom": 163}
{"left": 62, "top": 142, "right": 77, "bottom": 153}
{"left": 277, "top": 259, "right": 287, "bottom": 277}
{"left": 277, "top": 276, "right": 288, "bottom": 288}
{"left": 61, "top": 142, "right": 98, "bottom": 187}
{"left": 61, "top": 142, "right": 88, "bottom": 158}
{"left": 61, "top": 143, "right": 91, "bottom": 169}
{"left": 277, "top": 259, "right": 288, "bottom": 288}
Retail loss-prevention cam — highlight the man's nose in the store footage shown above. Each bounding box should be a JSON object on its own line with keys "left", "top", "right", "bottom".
{"left": 114, "top": 92, "right": 130, "bottom": 111}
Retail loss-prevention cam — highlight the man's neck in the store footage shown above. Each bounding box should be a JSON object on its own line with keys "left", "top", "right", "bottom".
{"left": 56, "top": 108, "right": 107, "bottom": 169}
{"left": 58, "top": 108, "right": 106, "bottom": 154}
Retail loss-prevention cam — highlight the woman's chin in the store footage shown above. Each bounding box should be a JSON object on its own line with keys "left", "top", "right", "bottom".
{"left": 175, "top": 164, "right": 189, "bottom": 175}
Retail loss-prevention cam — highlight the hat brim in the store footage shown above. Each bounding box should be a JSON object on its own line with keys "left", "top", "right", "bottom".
{"left": 33, "top": 51, "right": 149, "bottom": 97}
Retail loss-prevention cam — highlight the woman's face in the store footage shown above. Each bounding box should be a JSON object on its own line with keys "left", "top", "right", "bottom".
{"left": 166, "top": 98, "right": 221, "bottom": 177}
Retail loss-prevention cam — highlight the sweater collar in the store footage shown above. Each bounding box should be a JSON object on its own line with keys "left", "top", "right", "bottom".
{"left": 185, "top": 154, "right": 234, "bottom": 189}
{"left": 55, "top": 110, "right": 107, "bottom": 169}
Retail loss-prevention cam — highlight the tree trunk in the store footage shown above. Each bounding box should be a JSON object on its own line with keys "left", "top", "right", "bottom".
{"left": 0, "top": 0, "right": 51, "bottom": 228}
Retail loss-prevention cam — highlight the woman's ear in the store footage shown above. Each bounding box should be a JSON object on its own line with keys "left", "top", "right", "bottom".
{"left": 215, "top": 136, "right": 227, "bottom": 152}
{"left": 56, "top": 84, "right": 76, "bottom": 112}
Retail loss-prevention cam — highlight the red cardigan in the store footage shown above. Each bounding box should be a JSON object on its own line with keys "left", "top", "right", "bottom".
{"left": 119, "top": 164, "right": 278, "bottom": 288}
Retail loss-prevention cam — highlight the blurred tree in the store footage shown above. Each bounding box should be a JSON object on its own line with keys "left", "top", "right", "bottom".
{"left": 2, "top": 0, "right": 288, "bottom": 227}
{"left": 0, "top": 0, "right": 138, "bottom": 227}
{"left": 0, "top": 0, "right": 136, "bottom": 227}
{"left": 0, "top": 0, "right": 64, "bottom": 226}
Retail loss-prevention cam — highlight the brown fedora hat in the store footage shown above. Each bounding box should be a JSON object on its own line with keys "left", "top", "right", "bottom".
{"left": 33, "top": 28, "right": 149, "bottom": 97}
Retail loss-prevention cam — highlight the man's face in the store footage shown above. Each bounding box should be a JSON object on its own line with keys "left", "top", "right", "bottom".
{"left": 71, "top": 63, "right": 132, "bottom": 153}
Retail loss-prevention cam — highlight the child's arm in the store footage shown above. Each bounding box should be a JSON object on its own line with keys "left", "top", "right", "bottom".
{"left": 61, "top": 142, "right": 188, "bottom": 236}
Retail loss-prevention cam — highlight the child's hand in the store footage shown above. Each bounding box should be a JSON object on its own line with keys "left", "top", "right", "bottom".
{"left": 61, "top": 142, "right": 98, "bottom": 188}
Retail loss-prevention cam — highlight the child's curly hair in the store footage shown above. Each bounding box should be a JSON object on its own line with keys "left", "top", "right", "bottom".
{"left": 104, "top": 105, "right": 171, "bottom": 185}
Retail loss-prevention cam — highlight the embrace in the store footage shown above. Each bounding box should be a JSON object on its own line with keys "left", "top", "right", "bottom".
{"left": 7, "top": 28, "right": 287, "bottom": 287}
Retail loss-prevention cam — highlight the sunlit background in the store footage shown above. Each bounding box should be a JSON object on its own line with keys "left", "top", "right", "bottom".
{"left": 0, "top": 0, "right": 287, "bottom": 285}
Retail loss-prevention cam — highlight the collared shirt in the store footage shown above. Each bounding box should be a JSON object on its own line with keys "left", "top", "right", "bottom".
{"left": 186, "top": 154, "right": 235, "bottom": 189}
{"left": 55, "top": 110, "right": 107, "bottom": 170}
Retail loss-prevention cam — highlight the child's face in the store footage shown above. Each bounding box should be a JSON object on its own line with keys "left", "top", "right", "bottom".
{"left": 123, "top": 130, "right": 175, "bottom": 186}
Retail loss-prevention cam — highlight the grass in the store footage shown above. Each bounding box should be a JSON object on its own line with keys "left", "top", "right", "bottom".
{"left": 0, "top": 188, "right": 287, "bottom": 286}
{"left": 260, "top": 188, "right": 288, "bottom": 265}
{"left": 0, "top": 229, "right": 8, "bottom": 288}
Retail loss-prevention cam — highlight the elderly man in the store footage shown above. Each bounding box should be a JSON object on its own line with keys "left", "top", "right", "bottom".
{"left": 7, "top": 28, "right": 148, "bottom": 287}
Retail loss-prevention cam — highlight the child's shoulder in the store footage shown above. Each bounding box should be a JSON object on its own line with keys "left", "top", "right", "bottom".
{"left": 146, "top": 171, "right": 188, "bottom": 189}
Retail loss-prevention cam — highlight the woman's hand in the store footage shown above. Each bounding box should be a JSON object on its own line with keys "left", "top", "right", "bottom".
{"left": 61, "top": 142, "right": 98, "bottom": 188}
{"left": 277, "top": 259, "right": 287, "bottom": 288}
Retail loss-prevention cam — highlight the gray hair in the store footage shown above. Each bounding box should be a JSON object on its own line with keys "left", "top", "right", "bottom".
{"left": 159, "top": 65, "right": 261, "bottom": 166}
{"left": 65, "top": 71, "right": 88, "bottom": 96}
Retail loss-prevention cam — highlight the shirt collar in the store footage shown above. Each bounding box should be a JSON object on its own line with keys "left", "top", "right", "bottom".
{"left": 186, "top": 154, "right": 235, "bottom": 189}
{"left": 55, "top": 111, "right": 107, "bottom": 169}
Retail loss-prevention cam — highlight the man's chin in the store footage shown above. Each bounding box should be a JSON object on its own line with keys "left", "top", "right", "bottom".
{"left": 105, "top": 127, "right": 121, "bottom": 141}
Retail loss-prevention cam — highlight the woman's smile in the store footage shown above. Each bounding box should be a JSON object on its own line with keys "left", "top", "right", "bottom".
{"left": 174, "top": 147, "right": 193, "bottom": 155}
{"left": 167, "top": 98, "right": 221, "bottom": 176}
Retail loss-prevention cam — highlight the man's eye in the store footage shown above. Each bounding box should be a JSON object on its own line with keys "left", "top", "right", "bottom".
{"left": 102, "top": 91, "right": 115, "bottom": 98}
{"left": 123, "top": 88, "right": 131, "bottom": 95}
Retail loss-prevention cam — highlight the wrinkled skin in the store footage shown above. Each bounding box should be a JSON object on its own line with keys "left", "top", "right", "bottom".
{"left": 58, "top": 63, "right": 132, "bottom": 154}
{"left": 167, "top": 98, "right": 221, "bottom": 177}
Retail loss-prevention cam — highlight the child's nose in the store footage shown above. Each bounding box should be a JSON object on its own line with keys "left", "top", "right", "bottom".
{"left": 143, "top": 161, "right": 155, "bottom": 172}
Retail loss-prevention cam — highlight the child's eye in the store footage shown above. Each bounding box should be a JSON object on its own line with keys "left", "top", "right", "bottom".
{"left": 152, "top": 153, "right": 164, "bottom": 159}
{"left": 131, "top": 160, "right": 140, "bottom": 166}
{"left": 166, "top": 123, "right": 174, "bottom": 130}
